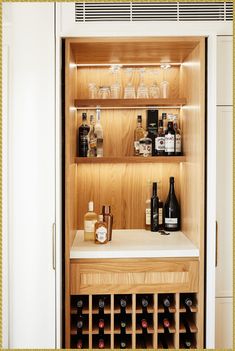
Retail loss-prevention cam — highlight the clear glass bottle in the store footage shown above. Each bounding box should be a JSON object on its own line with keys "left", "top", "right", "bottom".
{"left": 94, "top": 108, "right": 104, "bottom": 157}
{"left": 84, "top": 201, "right": 98, "bottom": 241}
{"left": 87, "top": 115, "right": 97, "bottom": 157}
{"left": 134, "top": 115, "right": 145, "bottom": 156}
{"left": 95, "top": 215, "right": 108, "bottom": 244}
{"left": 173, "top": 115, "right": 182, "bottom": 155}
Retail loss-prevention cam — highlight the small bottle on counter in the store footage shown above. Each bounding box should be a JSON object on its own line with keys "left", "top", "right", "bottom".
{"left": 102, "top": 205, "right": 113, "bottom": 241}
{"left": 84, "top": 201, "right": 98, "bottom": 241}
{"left": 95, "top": 215, "right": 108, "bottom": 244}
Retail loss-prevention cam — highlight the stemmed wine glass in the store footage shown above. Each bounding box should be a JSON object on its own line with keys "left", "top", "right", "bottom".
{"left": 124, "top": 68, "right": 136, "bottom": 99}
{"left": 137, "top": 68, "right": 149, "bottom": 99}
{"left": 160, "top": 64, "right": 171, "bottom": 98}
{"left": 110, "top": 64, "right": 121, "bottom": 99}
{"left": 149, "top": 69, "right": 161, "bottom": 98}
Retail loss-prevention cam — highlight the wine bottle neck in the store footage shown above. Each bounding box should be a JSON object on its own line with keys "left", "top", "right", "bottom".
{"left": 170, "top": 182, "right": 175, "bottom": 194}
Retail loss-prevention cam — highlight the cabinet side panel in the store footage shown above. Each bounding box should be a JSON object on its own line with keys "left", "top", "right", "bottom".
{"left": 179, "top": 38, "right": 205, "bottom": 348}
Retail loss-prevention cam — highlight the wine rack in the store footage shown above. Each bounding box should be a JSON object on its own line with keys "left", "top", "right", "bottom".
{"left": 70, "top": 293, "right": 198, "bottom": 349}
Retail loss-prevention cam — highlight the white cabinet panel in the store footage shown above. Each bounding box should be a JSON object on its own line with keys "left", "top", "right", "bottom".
{"left": 215, "top": 297, "right": 233, "bottom": 349}
{"left": 5, "top": 3, "right": 56, "bottom": 348}
{"left": 217, "top": 36, "right": 233, "bottom": 105}
{"left": 216, "top": 106, "right": 233, "bottom": 297}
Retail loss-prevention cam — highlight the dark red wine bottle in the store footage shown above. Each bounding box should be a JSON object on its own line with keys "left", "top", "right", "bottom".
{"left": 98, "top": 318, "right": 105, "bottom": 329}
{"left": 151, "top": 182, "right": 159, "bottom": 232}
{"left": 98, "top": 337, "right": 105, "bottom": 349}
{"left": 164, "top": 177, "right": 180, "bottom": 231}
{"left": 77, "top": 112, "right": 90, "bottom": 157}
{"left": 163, "top": 317, "right": 170, "bottom": 329}
{"left": 76, "top": 338, "right": 83, "bottom": 349}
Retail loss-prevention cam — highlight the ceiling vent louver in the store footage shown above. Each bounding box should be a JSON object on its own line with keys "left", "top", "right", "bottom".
{"left": 75, "top": 2, "right": 233, "bottom": 22}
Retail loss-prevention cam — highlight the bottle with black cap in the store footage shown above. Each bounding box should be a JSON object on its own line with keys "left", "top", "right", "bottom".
{"left": 164, "top": 177, "right": 180, "bottom": 231}
{"left": 151, "top": 182, "right": 159, "bottom": 232}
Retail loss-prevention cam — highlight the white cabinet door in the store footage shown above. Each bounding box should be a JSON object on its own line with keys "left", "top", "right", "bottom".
{"left": 215, "top": 297, "right": 233, "bottom": 349}
{"left": 216, "top": 106, "right": 233, "bottom": 297}
{"left": 217, "top": 36, "right": 233, "bottom": 105}
{"left": 4, "top": 3, "right": 56, "bottom": 348}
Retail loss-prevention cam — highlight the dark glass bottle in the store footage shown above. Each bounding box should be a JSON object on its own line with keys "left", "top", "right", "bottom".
{"left": 141, "top": 318, "right": 148, "bottom": 348}
{"left": 163, "top": 295, "right": 171, "bottom": 313}
{"left": 77, "top": 112, "right": 90, "bottom": 157}
{"left": 164, "top": 177, "right": 180, "bottom": 231}
{"left": 155, "top": 119, "right": 165, "bottom": 156}
{"left": 160, "top": 334, "right": 168, "bottom": 349}
{"left": 151, "top": 182, "right": 159, "bottom": 232}
{"left": 182, "top": 334, "right": 192, "bottom": 348}
{"left": 76, "top": 338, "right": 83, "bottom": 349}
{"left": 165, "top": 121, "right": 175, "bottom": 156}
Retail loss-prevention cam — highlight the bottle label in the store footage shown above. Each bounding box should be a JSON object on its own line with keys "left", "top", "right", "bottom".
{"left": 155, "top": 136, "right": 165, "bottom": 151}
{"left": 139, "top": 142, "right": 152, "bottom": 156}
{"left": 96, "top": 226, "right": 108, "bottom": 243}
{"left": 176, "top": 134, "right": 181, "bottom": 153}
{"left": 159, "top": 208, "right": 163, "bottom": 225}
{"left": 84, "top": 220, "right": 97, "bottom": 233}
{"left": 165, "top": 134, "right": 175, "bottom": 152}
{"left": 146, "top": 208, "right": 151, "bottom": 225}
{"left": 134, "top": 140, "right": 140, "bottom": 152}
{"left": 165, "top": 218, "right": 178, "bottom": 224}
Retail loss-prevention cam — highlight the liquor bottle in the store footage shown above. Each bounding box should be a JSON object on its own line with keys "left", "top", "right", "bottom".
{"left": 164, "top": 177, "right": 180, "bottom": 231}
{"left": 134, "top": 115, "right": 145, "bottom": 156}
{"left": 139, "top": 132, "right": 152, "bottom": 157}
{"left": 102, "top": 205, "right": 113, "bottom": 241}
{"left": 77, "top": 112, "right": 90, "bottom": 157}
{"left": 146, "top": 109, "right": 158, "bottom": 156}
{"left": 173, "top": 115, "right": 182, "bottom": 155}
{"left": 87, "top": 115, "right": 97, "bottom": 157}
{"left": 95, "top": 108, "right": 104, "bottom": 157}
{"left": 165, "top": 121, "right": 175, "bottom": 156}
{"left": 155, "top": 119, "right": 165, "bottom": 156}
{"left": 151, "top": 182, "right": 159, "bottom": 232}
{"left": 145, "top": 180, "right": 151, "bottom": 231}
{"left": 84, "top": 201, "right": 98, "bottom": 241}
{"left": 95, "top": 215, "right": 108, "bottom": 244}
{"left": 162, "top": 112, "right": 168, "bottom": 133}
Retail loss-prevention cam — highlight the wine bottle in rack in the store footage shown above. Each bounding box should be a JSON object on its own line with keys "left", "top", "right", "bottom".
{"left": 98, "top": 332, "right": 105, "bottom": 349}
{"left": 182, "top": 316, "right": 191, "bottom": 334}
{"left": 184, "top": 296, "right": 193, "bottom": 312}
{"left": 162, "top": 295, "right": 171, "bottom": 312}
{"left": 159, "top": 334, "right": 169, "bottom": 349}
{"left": 141, "top": 317, "right": 148, "bottom": 348}
{"left": 162, "top": 317, "right": 171, "bottom": 333}
{"left": 76, "top": 337, "right": 83, "bottom": 349}
{"left": 120, "top": 326, "right": 127, "bottom": 349}
{"left": 182, "top": 334, "right": 192, "bottom": 349}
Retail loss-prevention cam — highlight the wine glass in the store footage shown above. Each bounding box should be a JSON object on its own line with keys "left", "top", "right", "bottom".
{"left": 137, "top": 68, "right": 149, "bottom": 99}
{"left": 149, "top": 69, "right": 160, "bottom": 98}
{"left": 124, "top": 68, "right": 136, "bottom": 99}
{"left": 110, "top": 65, "right": 121, "bottom": 99}
{"left": 160, "top": 64, "right": 171, "bottom": 98}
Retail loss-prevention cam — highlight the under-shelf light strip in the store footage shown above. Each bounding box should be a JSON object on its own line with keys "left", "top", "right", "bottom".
{"left": 72, "top": 106, "right": 183, "bottom": 110}
{"left": 70, "top": 63, "right": 181, "bottom": 68}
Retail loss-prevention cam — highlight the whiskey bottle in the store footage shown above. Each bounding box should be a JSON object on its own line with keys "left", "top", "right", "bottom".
{"left": 155, "top": 119, "right": 165, "bottom": 156}
{"left": 173, "top": 114, "right": 182, "bottom": 155}
{"left": 77, "top": 112, "right": 90, "bottom": 157}
{"left": 151, "top": 182, "right": 159, "bottom": 232}
{"left": 134, "top": 115, "right": 145, "bottom": 156}
{"left": 95, "top": 108, "right": 104, "bottom": 157}
{"left": 84, "top": 201, "right": 98, "bottom": 241}
{"left": 139, "top": 132, "right": 152, "bottom": 157}
{"left": 164, "top": 177, "right": 180, "bottom": 231}
{"left": 95, "top": 215, "right": 108, "bottom": 244}
{"left": 87, "top": 115, "right": 97, "bottom": 157}
{"left": 165, "top": 121, "right": 175, "bottom": 156}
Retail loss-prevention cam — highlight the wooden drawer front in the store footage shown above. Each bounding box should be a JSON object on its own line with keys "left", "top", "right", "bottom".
{"left": 70, "top": 259, "right": 198, "bottom": 294}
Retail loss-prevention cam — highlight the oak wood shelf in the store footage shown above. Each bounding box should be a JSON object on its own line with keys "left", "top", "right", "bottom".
{"left": 74, "top": 156, "right": 186, "bottom": 164}
{"left": 74, "top": 98, "right": 187, "bottom": 108}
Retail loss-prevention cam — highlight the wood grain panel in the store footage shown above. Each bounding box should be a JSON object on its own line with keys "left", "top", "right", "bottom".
{"left": 69, "top": 37, "right": 200, "bottom": 64}
{"left": 70, "top": 259, "right": 198, "bottom": 294}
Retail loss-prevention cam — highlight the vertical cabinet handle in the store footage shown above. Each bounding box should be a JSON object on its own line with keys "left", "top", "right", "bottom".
{"left": 52, "top": 222, "right": 56, "bottom": 270}
{"left": 215, "top": 221, "right": 218, "bottom": 267}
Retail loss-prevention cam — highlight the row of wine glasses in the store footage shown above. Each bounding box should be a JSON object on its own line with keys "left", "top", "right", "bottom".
{"left": 88, "top": 67, "right": 170, "bottom": 99}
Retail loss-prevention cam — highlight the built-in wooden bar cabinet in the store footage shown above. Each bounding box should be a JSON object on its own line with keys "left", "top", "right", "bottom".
{"left": 65, "top": 37, "right": 205, "bottom": 349}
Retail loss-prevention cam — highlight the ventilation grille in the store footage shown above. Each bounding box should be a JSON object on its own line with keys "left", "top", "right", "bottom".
{"left": 75, "top": 2, "right": 233, "bottom": 22}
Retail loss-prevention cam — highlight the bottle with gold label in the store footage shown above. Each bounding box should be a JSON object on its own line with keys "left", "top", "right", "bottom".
{"left": 95, "top": 215, "right": 108, "bottom": 244}
{"left": 84, "top": 201, "right": 98, "bottom": 241}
